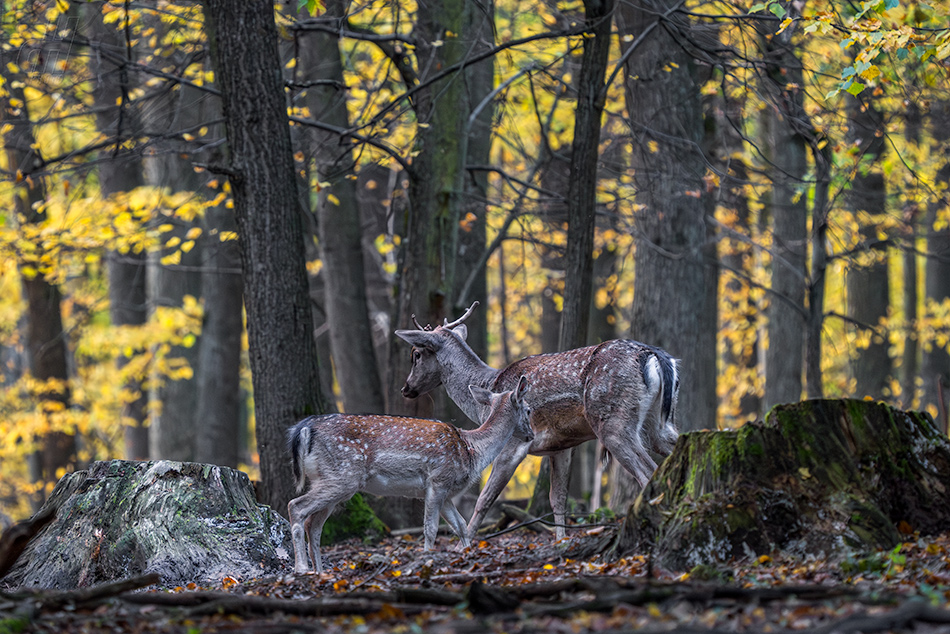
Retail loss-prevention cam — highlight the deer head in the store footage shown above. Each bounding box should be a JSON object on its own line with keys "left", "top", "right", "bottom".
{"left": 395, "top": 301, "right": 480, "bottom": 399}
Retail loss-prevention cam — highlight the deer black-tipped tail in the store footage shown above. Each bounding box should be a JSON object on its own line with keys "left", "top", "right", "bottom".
{"left": 287, "top": 418, "right": 312, "bottom": 493}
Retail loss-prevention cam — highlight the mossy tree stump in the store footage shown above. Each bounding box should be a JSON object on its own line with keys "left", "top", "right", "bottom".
{"left": 618, "top": 399, "right": 950, "bottom": 571}
{"left": 3, "top": 460, "right": 294, "bottom": 589}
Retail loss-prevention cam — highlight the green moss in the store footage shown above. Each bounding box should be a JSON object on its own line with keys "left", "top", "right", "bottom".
{"left": 724, "top": 506, "right": 756, "bottom": 533}
{"left": 0, "top": 618, "right": 29, "bottom": 634}
{"left": 688, "top": 563, "right": 734, "bottom": 582}
{"left": 322, "top": 493, "right": 388, "bottom": 545}
{"left": 587, "top": 507, "right": 617, "bottom": 523}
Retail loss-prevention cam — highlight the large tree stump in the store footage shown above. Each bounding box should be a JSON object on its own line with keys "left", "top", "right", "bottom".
{"left": 618, "top": 399, "right": 950, "bottom": 571}
{"left": 2, "top": 460, "right": 293, "bottom": 589}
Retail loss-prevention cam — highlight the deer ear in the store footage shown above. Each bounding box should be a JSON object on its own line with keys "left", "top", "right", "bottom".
{"left": 514, "top": 375, "right": 528, "bottom": 402}
{"left": 395, "top": 329, "right": 438, "bottom": 350}
{"left": 452, "top": 324, "right": 468, "bottom": 341}
{"left": 469, "top": 385, "right": 494, "bottom": 407}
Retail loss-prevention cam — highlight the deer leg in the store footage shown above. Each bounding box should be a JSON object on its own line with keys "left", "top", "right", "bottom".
{"left": 602, "top": 426, "right": 656, "bottom": 491}
{"left": 306, "top": 507, "right": 332, "bottom": 574}
{"left": 423, "top": 486, "right": 447, "bottom": 550}
{"left": 288, "top": 490, "right": 331, "bottom": 574}
{"left": 440, "top": 499, "right": 471, "bottom": 550}
{"left": 289, "top": 479, "right": 354, "bottom": 574}
{"left": 466, "top": 440, "right": 532, "bottom": 541}
{"left": 549, "top": 449, "right": 572, "bottom": 541}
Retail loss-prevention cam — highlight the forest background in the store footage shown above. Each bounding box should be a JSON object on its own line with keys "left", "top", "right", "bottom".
{"left": 0, "top": 0, "right": 949, "bottom": 527}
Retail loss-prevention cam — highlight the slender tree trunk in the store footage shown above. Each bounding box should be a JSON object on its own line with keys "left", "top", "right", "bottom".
{"left": 453, "top": 0, "right": 495, "bottom": 366}
{"left": 84, "top": 3, "right": 149, "bottom": 459}
{"left": 558, "top": 0, "right": 614, "bottom": 352}
{"left": 202, "top": 0, "right": 328, "bottom": 514}
{"left": 846, "top": 95, "right": 890, "bottom": 399}
{"left": 901, "top": 102, "right": 921, "bottom": 409}
{"left": 0, "top": 43, "right": 74, "bottom": 488}
{"left": 388, "top": 0, "right": 479, "bottom": 420}
{"left": 296, "top": 0, "right": 384, "bottom": 415}
{"left": 922, "top": 100, "right": 950, "bottom": 429}
{"left": 760, "top": 8, "right": 807, "bottom": 409}
{"left": 140, "top": 8, "right": 205, "bottom": 460}
{"left": 714, "top": 90, "right": 761, "bottom": 421}
{"left": 194, "top": 197, "right": 244, "bottom": 467}
{"left": 806, "top": 143, "right": 830, "bottom": 399}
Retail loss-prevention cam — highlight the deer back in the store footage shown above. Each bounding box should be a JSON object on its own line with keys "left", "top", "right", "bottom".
{"left": 292, "top": 414, "right": 474, "bottom": 498}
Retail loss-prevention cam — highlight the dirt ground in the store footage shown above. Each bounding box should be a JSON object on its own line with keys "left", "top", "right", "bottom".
{"left": 6, "top": 523, "right": 950, "bottom": 633}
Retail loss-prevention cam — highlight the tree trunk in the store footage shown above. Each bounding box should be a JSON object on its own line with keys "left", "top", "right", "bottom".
{"left": 84, "top": 3, "right": 150, "bottom": 460}
{"left": 714, "top": 90, "right": 761, "bottom": 422}
{"left": 388, "top": 0, "right": 469, "bottom": 419}
{"left": 610, "top": 0, "right": 715, "bottom": 511}
{"left": 296, "top": 0, "right": 385, "bottom": 415}
{"left": 621, "top": 0, "right": 716, "bottom": 432}
{"left": 760, "top": 9, "right": 807, "bottom": 410}
{"left": 806, "top": 143, "right": 830, "bottom": 399}
{"left": 0, "top": 43, "right": 74, "bottom": 488}
{"left": 194, "top": 199, "right": 244, "bottom": 468}
{"left": 901, "top": 102, "right": 921, "bottom": 409}
{"left": 140, "top": 12, "right": 205, "bottom": 460}
{"left": 558, "top": 0, "right": 613, "bottom": 352}
{"left": 846, "top": 95, "right": 890, "bottom": 399}
{"left": 453, "top": 0, "right": 495, "bottom": 368}
{"left": 202, "top": 0, "right": 329, "bottom": 514}
{"left": 922, "top": 100, "right": 950, "bottom": 429}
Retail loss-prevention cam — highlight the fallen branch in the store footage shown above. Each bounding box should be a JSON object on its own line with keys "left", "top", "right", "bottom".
{"left": 810, "top": 598, "right": 950, "bottom": 634}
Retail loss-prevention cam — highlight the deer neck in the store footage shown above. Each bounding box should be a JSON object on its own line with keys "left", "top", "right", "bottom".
{"left": 462, "top": 406, "right": 516, "bottom": 475}
{"left": 437, "top": 338, "right": 499, "bottom": 423}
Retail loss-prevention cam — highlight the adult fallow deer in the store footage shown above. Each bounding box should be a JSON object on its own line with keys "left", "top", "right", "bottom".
{"left": 395, "top": 302, "right": 679, "bottom": 541}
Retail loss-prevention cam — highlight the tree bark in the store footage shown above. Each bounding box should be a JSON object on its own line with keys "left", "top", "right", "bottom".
{"left": 0, "top": 40, "right": 74, "bottom": 488}
{"left": 846, "top": 93, "right": 890, "bottom": 400}
{"left": 621, "top": 0, "right": 716, "bottom": 432}
{"left": 84, "top": 3, "right": 150, "bottom": 459}
{"left": 713, "top": 89, "right": 761, "bottom": 421}
{"left": 139, "top": 9, "right": 205, "bottom": 461}
{"left": 388, "top": 0, "right": 472, "bottom": 420}
{"left": 202, "top": 0, "right": 328, "bottom": 514}
{"left": 558, "top": 0, "right": 614, "bottom": 352}
{"left": 453, "top": 0, "right": 495, "bottom": 367}
{"left": 901, "top": 102, "right": 921, "bottom": 409}
{"left": 760, "top": 6, "right": 807, "bottom": 409}
{"left": 922, "top": 100, "right": 950, "bottom": 429}
{"left": 194, "top": 199, "right": 244, "bottom": 468}
{"left": 296, "top": 0, "right": 385, "bottom": 415}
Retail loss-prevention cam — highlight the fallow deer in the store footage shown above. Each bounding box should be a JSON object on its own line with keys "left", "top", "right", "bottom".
{"left": 287, "top": 376, "right": 532, "bottom": 574}
{"left": 395, "top": 302, "right": 678, "bottom": 541}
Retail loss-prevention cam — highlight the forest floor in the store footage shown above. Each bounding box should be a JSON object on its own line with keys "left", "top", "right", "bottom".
{"left": 6, "top": 522, "right": 950, "bottom": 633}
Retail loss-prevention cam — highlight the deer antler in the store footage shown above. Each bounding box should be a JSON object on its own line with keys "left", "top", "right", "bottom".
{"left": 444, "top": 301, "right": 480, "bottom": 329}
{"left": 411, "top": 314, "right": 433, "bottom": 331}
